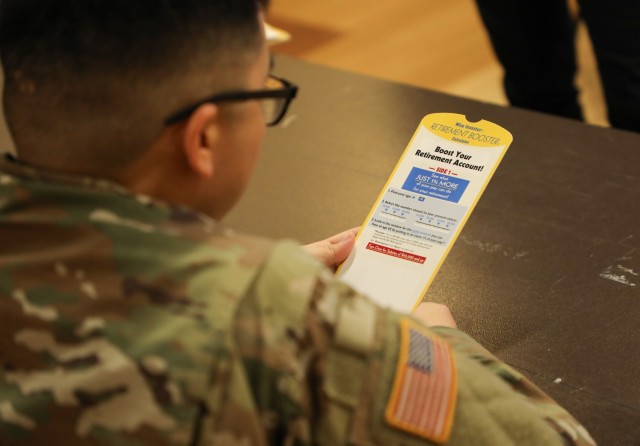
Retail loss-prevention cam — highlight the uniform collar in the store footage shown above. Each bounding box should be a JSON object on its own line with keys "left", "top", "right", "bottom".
{"left": 0, "top": 152, "right": 217, "bottom": 235}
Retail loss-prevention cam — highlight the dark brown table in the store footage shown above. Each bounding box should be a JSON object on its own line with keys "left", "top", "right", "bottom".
{"left": 225, "top": 56, "right": 640, "bottom": 445}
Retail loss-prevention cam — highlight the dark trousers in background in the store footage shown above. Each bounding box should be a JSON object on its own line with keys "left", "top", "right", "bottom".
{"left": 474, "top": 0, "right": 640, "bottom": 133}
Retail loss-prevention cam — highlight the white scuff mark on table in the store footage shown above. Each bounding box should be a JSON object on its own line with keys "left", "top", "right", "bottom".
{"left": 618, "top": 234, "right": 635, "bottom": 245}
{"left": 554, "top": 378, "right": 562, "bottom": 384}
{"left": 599, "top": 265, "right": 637, "bottom": 287}
{"left": 616, "top": 265, "right": 638, "bottom": 276}
{"left": 512, "top": 251, "right": 529, "bottom": 259}
{"left": 549, "top": 275, "right": 568, "bottom": 292}
{"left": 571, "top": 386, "right": 586, "bottom": 394}
{"left": 461, "top": 236, "right": 503, "bottom": 253}
{"left": 460, "top": 236, "right": 528, "bottom": 260}
{"left": 615, "top": 248, "right": 635, "bottom": 262}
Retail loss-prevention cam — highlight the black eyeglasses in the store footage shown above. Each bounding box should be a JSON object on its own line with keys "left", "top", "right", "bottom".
{"left": 164, "top": 75, "right": 298, "bottom": 127}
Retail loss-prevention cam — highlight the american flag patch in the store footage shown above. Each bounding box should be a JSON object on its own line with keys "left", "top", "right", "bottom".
{"left": 385, "top": 318, "right": 457, "bottom": 443}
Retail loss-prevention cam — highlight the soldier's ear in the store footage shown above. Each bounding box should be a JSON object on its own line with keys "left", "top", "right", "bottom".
{"left": 182, "top": 104, "right": 221, "bottom": 178}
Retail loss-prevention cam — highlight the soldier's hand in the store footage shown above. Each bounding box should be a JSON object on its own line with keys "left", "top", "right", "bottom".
{"left": 302, "top": 227, "right": 359, "bottom": 270}
{"left": 412, "top": 302, "right": 457, "bottom": 328}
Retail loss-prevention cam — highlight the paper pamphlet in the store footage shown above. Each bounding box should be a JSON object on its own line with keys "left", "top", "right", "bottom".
{"left": 337, "top": 113, "right": 513, "bottom": 312}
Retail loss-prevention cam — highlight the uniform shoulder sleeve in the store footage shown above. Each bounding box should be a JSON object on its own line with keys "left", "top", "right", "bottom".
{"left": 222, "top": 243, "right": 595, "bottom": 446}
{"left": 430, "top": 326, "right": 597, "bottom": 446}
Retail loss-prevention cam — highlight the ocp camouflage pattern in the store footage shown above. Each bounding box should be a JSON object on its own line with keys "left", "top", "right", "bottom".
{"left": 0, "top": 158, "right": 596, "bottom": 445}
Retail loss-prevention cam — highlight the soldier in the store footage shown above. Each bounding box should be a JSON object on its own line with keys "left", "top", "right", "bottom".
{"left": 0, "top": 0, "right": 595, "bottom": 445}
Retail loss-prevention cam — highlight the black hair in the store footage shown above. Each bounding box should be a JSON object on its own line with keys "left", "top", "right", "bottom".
{"left": 0, "top": 0, "right": 263, "bottom": 170}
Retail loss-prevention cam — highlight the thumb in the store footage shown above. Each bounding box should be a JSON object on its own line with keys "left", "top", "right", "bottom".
{"left": 329, "top": 230, "right": 356, "bottom": 266}
{"left": 302, "top": 227, "right": 358, "bottom": 269}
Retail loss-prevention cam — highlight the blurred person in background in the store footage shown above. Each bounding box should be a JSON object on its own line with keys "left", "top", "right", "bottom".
{"left": 475, "top": 0, "right": 640, "bottom": 132}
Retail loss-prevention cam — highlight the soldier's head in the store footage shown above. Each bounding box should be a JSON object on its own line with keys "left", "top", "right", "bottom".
{"left": 0, "top": 0, "right": 293, "bottom": 218}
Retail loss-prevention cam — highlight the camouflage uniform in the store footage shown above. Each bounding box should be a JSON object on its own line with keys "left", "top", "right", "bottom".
{"left": 0, "top": 156, "right": 595, "bottom": 445}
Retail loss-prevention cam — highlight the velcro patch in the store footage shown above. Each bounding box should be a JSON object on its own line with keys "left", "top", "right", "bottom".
{"left": 385, "top": 318, "right": 457, "bottom": 443}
